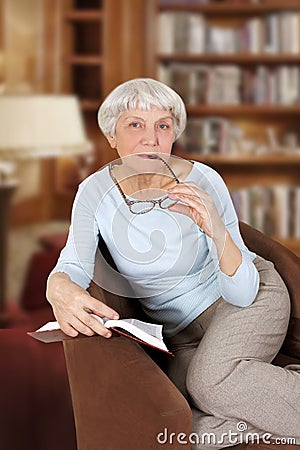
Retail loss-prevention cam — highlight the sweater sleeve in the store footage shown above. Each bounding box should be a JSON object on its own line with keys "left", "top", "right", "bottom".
{"left": 201, "top": 165, "right": 259, "bottom": 307}
{"left": 218, "top": 252, "right": 259, "bottom": 307}
{"left": 48, "top": 174, "right": 100, "bottom": 289}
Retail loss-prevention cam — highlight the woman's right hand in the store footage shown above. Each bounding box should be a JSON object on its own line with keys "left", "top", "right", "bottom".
{"left": 46, "top": 272, "right": 119, "bottom": 338}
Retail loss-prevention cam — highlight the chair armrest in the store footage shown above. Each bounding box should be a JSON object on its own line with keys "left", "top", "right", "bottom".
{"left": 63, "top": 334, "right": 192, "bottom": 450}
{"left": 0, "top": 328, "right": 76, "bottom": 450}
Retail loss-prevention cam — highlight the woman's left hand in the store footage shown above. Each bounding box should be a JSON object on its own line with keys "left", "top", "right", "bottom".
{"left": 167, "top": 182, "right": 226, "bottom": 241}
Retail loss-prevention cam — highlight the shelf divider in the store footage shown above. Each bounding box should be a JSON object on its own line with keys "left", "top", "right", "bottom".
{"left": 65, "top": 55, "right": 103, "bottom": 65}
{"left": 158, "top": 2, "right": 300, "bottom": 14}
{"left": 64, "top": 10, "right": 103, "bottom": 21}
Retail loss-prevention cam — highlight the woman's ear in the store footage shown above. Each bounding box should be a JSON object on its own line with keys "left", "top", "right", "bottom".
{"left": 107, "top": 134, "right": 117, "bottom": 149}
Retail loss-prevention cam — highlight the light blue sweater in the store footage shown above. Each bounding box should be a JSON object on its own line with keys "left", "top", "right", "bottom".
{"left": 50, "top": 161, "right": 259, "bottom": 336}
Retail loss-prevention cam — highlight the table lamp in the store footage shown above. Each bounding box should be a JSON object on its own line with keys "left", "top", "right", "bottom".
{"left": 0, "top": 95, "right": 92, "bottom": 325}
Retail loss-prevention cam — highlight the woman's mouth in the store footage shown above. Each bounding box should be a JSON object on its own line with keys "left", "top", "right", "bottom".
{"left": 138, "top": 153, "right": 158, "bottom": 159}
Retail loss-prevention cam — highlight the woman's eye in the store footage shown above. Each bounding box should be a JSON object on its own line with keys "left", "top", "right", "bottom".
{"left": 158, "top": 124, "right": 169, "bottom": 130}
{"left": 130, "top": 122, "right": 141, "bottom": 128}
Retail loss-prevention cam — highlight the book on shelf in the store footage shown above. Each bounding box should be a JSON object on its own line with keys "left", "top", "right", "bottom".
{"left": 232, "top": 188, "right": 251, "bottom": 229}
{"left": 265, "top": 14, "right": 277, "bottom": 54}
{"left": 277, "top": 66, "right": 300, "bottom": 105}
{"left": 28, "top": 315, "right": 173, "bottom": 355}
{"left": 189, "top": 13, "right": 206, "bottom": 54}
{"left": 294, "top": 188, "right": 300, "bottom": 239}
{"left": 246, "top": 17, "right": 264, "bottom": 54}
{"left": 273, "top": 185, "right": 290, "bottom": 238}
{"left": 232, "top": 184, "right": 300, "bottom": 239}
{"left": 158, "top": 12, "right": 176, "bottom": 55}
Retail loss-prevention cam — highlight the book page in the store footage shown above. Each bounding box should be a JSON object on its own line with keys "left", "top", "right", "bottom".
{"left": 118, "top": 319, "right": 163, "bottom": 340}
{"left": 35, "top": 316, "right": 106, "bottom": 333}
{"left": 36, "top": 321, "right": 60, "bottom": 332}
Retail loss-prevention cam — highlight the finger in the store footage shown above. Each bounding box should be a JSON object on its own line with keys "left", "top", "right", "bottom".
{"left": 77, "top": 310, "right": 113, "bottom": 338}
{"left": 59, "top": 321, "right": 79, "bottom": 338}
{"left": 169, "top": 198, "right": 207, "bottom": 222}
{"left": 168, "top": 182, "right": 206, "bottom": 198}
{"left": 168, "top": 202, "right": 206, "bottom": 232}
{"left": 68, "top": 316, "right": 96, "bottom": 337}
{"left": 87, "top": 296, "right": 119, "bottom": 320}
{"left": 175, "top": 194, "right": 208, "bottom": 214}
{"left": 171, "top": 191, "right": 207, "bottom": 206}
{"left": 169, "top": 194, "right": 210, "bottom": 223}
{"left": 172, "top": 195, "right": 210, "bottom": 229}
{"left": 52, "top": 307, "right": 80, "bottom": 337}
{"left": 168, "top": 202, "right": 193, "bottom": 218}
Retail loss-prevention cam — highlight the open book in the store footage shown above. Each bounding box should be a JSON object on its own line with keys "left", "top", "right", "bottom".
{"left": 28, "top": 314, "right": 172, "bottom": 355}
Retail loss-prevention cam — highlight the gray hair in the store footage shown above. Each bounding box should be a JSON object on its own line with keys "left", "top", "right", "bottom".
{"left": 97, "top": 78, "right": 187, "bottom": 141}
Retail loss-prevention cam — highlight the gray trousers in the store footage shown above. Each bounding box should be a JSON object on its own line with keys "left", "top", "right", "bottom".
{"left": 166, "top": 256, "right": 300, "bottom": 448}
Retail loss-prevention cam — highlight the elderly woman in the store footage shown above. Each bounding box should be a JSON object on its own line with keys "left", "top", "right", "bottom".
{"left": 47, "top": 78, "right": 299, "bottom": 447}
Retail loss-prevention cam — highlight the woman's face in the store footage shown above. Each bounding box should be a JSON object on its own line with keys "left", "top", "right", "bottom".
{"left": 107, "top": 106, "right": 175, "bottom": 159}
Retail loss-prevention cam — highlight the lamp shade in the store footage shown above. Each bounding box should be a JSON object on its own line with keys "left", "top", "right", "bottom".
{"left": 0, "top": 95, "right": 91, "bottom": 159}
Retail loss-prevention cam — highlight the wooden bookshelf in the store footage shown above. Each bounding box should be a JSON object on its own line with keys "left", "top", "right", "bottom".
{"left": 62, "top": 0, "right": 104, "bottom": 104}
{"left": 159, "top": 54, "right": 300, "bottom": 64}
{"left": 174, "top": 152, "right": 300, "bottom": 166}
{"left": 186, "top": 105, "right": 300, "bottom": 117}
{"left": 148, "top": 0, "right": 300, "bottom": 255}
{"left": 66, "top": 55, "right": 104, "bottom": 65}
{"left": 159, "top": 2, "right": 300, "bottom": 14}
{"left": 64, "top": 10, "right": 103, "bottom": 21}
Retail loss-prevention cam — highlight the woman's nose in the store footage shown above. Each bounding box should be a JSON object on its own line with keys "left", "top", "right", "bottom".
{"left": 141, "top": 127, "right": 158, "bottom": 146}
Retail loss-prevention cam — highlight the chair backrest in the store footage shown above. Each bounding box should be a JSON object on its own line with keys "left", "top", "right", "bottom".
{"left": 239, "top": 221, "right": 300, "bottom": 359}
{"left": 88, "top": 232, "right": 148, "bottom": 320}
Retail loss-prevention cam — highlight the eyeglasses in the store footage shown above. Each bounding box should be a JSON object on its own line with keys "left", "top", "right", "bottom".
{"left": 109, "top": 156, "right": 180, "bottom": 215}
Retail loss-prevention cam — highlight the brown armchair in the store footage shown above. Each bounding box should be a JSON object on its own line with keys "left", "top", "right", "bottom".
{"left": 63, "top": 222, "right": 300, "bottom": 450}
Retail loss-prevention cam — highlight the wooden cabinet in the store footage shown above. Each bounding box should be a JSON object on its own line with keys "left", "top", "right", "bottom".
{"left": 63, "top": 0, "right": 105, "bottom": 112}
{"left": 147, "top": 0, "right": 300, "bottom": 256}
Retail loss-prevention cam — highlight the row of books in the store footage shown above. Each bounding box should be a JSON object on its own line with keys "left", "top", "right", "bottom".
{"left": 158, "top": 11, "right": 300, "bottom": 55}
{"left": 231, "top": 185, "right": 300, "bottom": 239}
{"left": 159, "top": 63, "right": 300, "bottom": 105}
